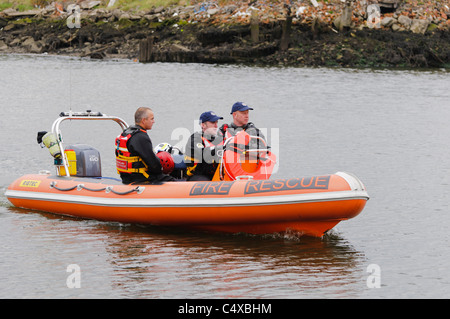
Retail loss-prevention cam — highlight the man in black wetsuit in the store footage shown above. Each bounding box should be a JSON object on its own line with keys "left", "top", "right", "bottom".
{"left": 115, "top": 107, "right": 174, "bottom": 184}
{"left": 184, "top": 111, "right": 224, "bottom": 181}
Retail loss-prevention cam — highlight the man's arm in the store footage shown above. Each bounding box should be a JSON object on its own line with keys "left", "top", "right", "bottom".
{"left": 129, "top": 133, "right": 162, "bottom": 174}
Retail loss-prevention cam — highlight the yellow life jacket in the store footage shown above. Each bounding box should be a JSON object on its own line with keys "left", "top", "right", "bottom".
{"left": 185, "top": 136, "right": 215, "bottom": 177}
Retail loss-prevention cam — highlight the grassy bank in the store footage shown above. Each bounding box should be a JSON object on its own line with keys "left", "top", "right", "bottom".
{"left": 0, "top": 0, "right": 283, "bottom": 11}
{"left": 0, "top": 0, "right": 195, "bottom": 11}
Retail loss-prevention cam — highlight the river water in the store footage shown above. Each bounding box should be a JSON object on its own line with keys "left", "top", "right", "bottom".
{"left": 0, "top": 54, "right": 449, "bottom": 299}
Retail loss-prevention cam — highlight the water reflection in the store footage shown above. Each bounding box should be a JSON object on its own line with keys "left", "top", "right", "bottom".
{"left": 99, "top": 225, "right": 367, "bottom": 298}
{"left": 4, "top": 207, "right": 366, "bottom": 298}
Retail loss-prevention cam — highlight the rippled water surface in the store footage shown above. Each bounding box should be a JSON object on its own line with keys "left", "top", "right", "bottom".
{"left": 1, "top": 54, "right": 449, "bottom": 299}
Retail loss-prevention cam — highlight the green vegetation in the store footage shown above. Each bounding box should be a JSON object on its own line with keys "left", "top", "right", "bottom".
{"left": 0, "top": 1, "right": 34, "bottom": 11}
{"left": 111, "top": 0, "right": 192, "bottom": 11}
{"left": 0, "top": 0, "right": 194, "bottom": 11}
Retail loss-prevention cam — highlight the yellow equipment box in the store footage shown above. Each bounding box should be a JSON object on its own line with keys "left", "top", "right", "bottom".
{"left": 59, "top": 149, "right": 77, "bottom": 176}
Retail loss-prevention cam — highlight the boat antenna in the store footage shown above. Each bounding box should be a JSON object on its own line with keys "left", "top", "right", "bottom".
{"left": 69, "top": 43, "right": 73, "bottom": 115}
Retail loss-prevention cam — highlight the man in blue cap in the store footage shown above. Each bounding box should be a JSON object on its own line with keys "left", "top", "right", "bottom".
{"left": 220, "top": 102, "right": 267, "bottom": 147}
{"left": 184, "top": 111, "right": 224, "bottom": 181}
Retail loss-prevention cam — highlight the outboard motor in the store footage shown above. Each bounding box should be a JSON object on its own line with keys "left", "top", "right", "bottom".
{"left": 65, "top": 144, "right": 102, "bottom": 177}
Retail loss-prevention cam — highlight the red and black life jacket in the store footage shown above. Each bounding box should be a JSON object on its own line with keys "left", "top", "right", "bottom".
{"left": 115, "top": 128, "right": 149, "bottom": 178}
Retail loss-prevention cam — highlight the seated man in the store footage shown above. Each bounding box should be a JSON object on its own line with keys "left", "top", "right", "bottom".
{"left": 184, "top": 111, "right": 224, "bottom": 181}
{"left": 220, "top": 101, "right": 268, "bottom": 151}
{"left": 115, "top": 107, "right": 174, "bottom": 184}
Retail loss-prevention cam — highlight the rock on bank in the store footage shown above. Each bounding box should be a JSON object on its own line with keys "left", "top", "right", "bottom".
{"left": 0, "top": 1, "right": 449, "bottom": 68}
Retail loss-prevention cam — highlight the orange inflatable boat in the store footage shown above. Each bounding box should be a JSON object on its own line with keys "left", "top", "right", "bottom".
{"left": 5, "top": 111, "right": 369, "bottom": 238}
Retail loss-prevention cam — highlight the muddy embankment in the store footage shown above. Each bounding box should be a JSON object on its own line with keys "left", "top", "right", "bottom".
{"left": 0, "top": 2, "right": 449, "bottom": 68}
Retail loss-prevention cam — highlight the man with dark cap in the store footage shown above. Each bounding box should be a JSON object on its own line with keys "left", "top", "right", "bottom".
{"left": 219, "top": 101, "right": 267, "bottom": 149}
{"left": 184, "top": 111, "right": 224, "bottom": 181}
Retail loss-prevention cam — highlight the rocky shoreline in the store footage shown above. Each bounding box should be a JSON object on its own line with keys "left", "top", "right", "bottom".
{"left": 1, "top": 0, "right": 449, "bottom": 68}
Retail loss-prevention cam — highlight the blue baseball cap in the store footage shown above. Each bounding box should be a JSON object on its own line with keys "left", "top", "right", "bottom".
{"left": 199, "top": 111, "right": 223, "bottom": 123}
{"left": 230, "top": 102, "right": 253, "bottom": 114}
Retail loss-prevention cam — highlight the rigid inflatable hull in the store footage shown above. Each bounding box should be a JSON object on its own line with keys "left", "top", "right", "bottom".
{"left": 5, "top": 172, "right": 369, "bottom": 237}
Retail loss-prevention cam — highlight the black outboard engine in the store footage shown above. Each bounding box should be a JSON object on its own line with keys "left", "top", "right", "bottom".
{"left": 65, "top": 144, "right": 102, "bottom": 177}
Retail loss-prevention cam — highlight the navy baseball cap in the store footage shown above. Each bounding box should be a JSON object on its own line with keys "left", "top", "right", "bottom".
{"left": 230, "top": 102, "right": 253, "bottom": 114}
{"left": 199, "top": 111, "right": 223, "bottom": 123}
